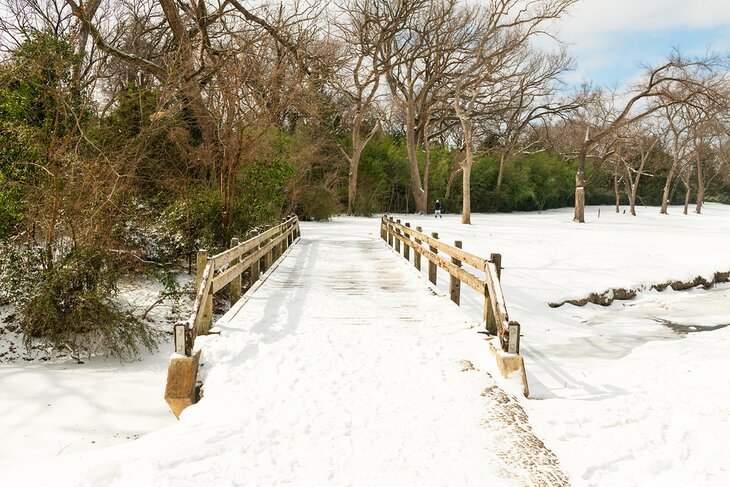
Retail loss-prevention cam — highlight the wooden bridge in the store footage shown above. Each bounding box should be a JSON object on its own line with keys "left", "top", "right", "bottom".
{"left": 152, "top": 216, "right": 557, "bottom": 484}
{"left": 165, "top": 214, "right": 526, "bottom": 418}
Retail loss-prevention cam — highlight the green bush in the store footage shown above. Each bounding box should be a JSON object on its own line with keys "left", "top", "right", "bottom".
{"left": 14, "top": 247, "right": 163, "bottom": 360}
{"left": 298, "top": 186, "right": 340, "bottom": 220}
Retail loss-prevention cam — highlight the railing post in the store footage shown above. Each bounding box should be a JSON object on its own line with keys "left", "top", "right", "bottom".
{"left": 251, "top": 230, "right": 261, "bottom": 283}
{"left": 491, "top": 253, "right": 502, "bottom": 280}
{"left": 280, "top": 226, "right": 286, "bottom": 255}
{"left": 450, "top": 241, "right": 462, "bottom": 305}
{"left": 388, "top": 217, "right": 394, "bottom": 247}
{"left": 230, "top": 238, "right": 241, "bottom": 305}
{"left": 259, "top": 227, "right": 269, "bottom": 273}
{"left": 196, "top": 249, "right": 213, "bottom": 335}
{"left": 395, "top": 219, "right": 401, "bottom": 253}
{"left": 272, "top": 228, "right": 279, "bottom": 261}
{"left": 484, "top": 263, "right": 498, "bottom": 336}
{"left": 414, "top": 226, "right": 422, "bottom": 271}
{"left": 195, "top": 249, "right": 207, "bottom": 293}
{"left": 429, "top": 232, "right": 438, "bottom": 285}
{"left": 264, "top": 234, "right": 273, "bottom": 271}
{"left": 403, "top": 223, "right": 411, "bottom": 261}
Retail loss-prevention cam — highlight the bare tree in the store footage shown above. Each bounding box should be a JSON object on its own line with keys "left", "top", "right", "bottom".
{"left": 379, "top": 0, "right": 471, "bottom": 214}
{"left": 64, "top": 0, "right": 328, "bottom": 236}
{"left": 572, "top": 54, "right": 718, "bottom": 223}
{"left": 616, "top": 122, "right": 662, "bottom": 216}
{"left": 492, "top": 48, "right": 578, "bottom": 191}
{"left": 331, "top": 0, "right": 387, "bottom": 215}
{"left": 658, "top": 104, "right": 693, "bottom": 214}
{"left": 450, "top": 0, "right": 577, "bottom": 223}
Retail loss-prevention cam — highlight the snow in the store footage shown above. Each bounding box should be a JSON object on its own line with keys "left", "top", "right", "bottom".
{"left": 383, "top": 203, "right": 730, "bottom": 486}
{"left": 0, "top": 353, "right": 176, "bottom": 461}
{"left": 0, "top": 275, "right": 189, "bottom": 464}
{"left": 2, "top": 203, "right": 730, "bottom": 486}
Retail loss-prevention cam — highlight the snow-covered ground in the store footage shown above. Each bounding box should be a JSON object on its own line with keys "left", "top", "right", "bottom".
{"left": 2, "top": 204, "right": 729, "bottom": 486}
{"left": 384, "top": 203, "right": 730, "bottom": 486}
{"left": 0, "top": 275, "right": 192, "bottom": 463}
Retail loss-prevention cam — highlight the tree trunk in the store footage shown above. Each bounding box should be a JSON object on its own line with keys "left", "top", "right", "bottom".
{"left": 628, "top": 189, "right": 637, "bottom": 216}
{"left": 614, "top": 174, "right": 620, "bottom": 213}
{"left": 660, "top": 163, "right": 677, "bottom": 214}
{"left": 683, "top": 182, "right": 691, "bottom": 215}
{"left": 72, "top": 0, "right": 102, "bottom": 97}
{"left": 695, "top": 155, "right": 704, "bottom": 214}
{"left": 496, "top": 152, "right": 507, "bottom": 191}
{"left": 347, "top": 161, "right": 358, "bottom": 216}
{"left": 405, "top": 106, "right": 427, "bottom": 214}
{"left": 461, "top": 141, "right": 473, "bottom": 224}
{"left": 574, "top": 167, "right": 586, "bottom": 223}
{"left": 422, "top": 120, "right": 431, "bottom": 213}
{"left": 347, "top": 146, "right": 363, "bottom": 216}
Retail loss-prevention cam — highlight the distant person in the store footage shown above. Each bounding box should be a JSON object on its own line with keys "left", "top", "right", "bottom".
{"left": 435, "top": 200, "right": 442, "bottom": 218}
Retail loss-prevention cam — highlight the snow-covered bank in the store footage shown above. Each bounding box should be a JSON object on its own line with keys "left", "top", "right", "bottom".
{"left": 0, "top": 350, "right": 176, "bottom": 461}
{"left": 383, "top": 204, "right": 730, "bottom": 486}
{"left": 0, "top": 275, "right": 192, "bottom": 464}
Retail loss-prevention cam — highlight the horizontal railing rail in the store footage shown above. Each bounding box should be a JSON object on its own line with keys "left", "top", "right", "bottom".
{"left": 381, "top": 215, "right": 520, "bottom": 354}
{"left": 173, "top": 215, "right": 301, "bottom": 356}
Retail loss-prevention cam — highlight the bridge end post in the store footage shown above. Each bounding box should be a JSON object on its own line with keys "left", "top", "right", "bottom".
{"left": 164, "top": 350, "right": 201, "bottom": 419}
{"left": 508, "top": 321, "right": 521, "bottom": 354}
{"left": 395, "top": 220, "right": 401, "bottom": 253}
{"left": 491, "top": 253, "right": 502, "bottom": 280}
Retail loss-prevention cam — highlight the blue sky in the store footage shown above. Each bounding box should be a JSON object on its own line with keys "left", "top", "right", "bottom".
{"left": 549, "top": 0, "right": 730, "bottom": 88}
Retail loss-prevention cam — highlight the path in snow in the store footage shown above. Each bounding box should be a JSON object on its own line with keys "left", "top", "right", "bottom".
{"left": 4, "top": 220, "right": 567, "bottom": 486}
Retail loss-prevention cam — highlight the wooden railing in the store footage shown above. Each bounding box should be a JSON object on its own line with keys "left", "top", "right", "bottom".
{"left": 173, "top": 215, "right": 301, "bottom": 356}
{"left": 381, "top": 215, "right": 520, "bottom": 354}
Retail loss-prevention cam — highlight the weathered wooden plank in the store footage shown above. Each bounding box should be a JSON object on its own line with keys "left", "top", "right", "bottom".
{"left": 484, "top": 261, "right": 511, "bottom": 350}
{"left": 192, "top": 262, "right": 214, "bottom": 336}
{"left": 195, "top": 250, "right": 213, "bottom": 335}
